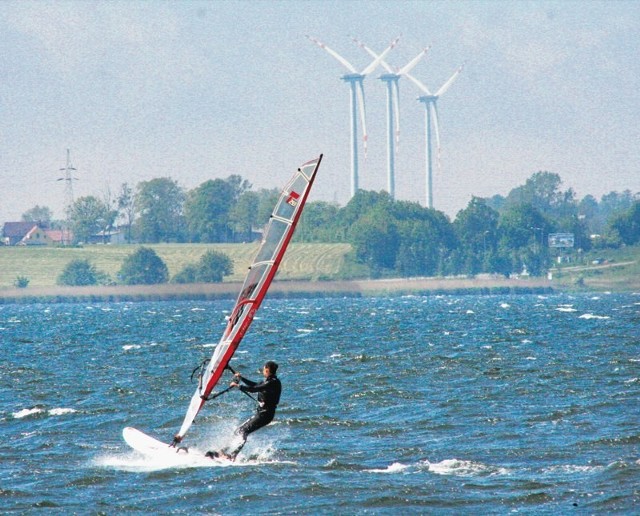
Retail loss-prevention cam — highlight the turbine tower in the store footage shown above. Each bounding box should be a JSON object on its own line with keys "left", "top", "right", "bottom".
{"left": 405, "top": 66, "right": 462, "bottom": 209}
{"left": 352, "top": 38, "right": 428, "bottom": 199}
{"left": 307, "top": 35, "right": 398, "bottom": 198}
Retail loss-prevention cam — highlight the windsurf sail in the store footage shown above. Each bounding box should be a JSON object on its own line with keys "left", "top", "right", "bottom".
{"left": 173, "top": 154, "right": 323, "bottom": 443}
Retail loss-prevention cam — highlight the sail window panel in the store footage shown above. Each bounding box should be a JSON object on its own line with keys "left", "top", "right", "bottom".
{"left": 299, "top": 160, "right": 318, "bottom": 180}
{"left": 239, "top": 263, "right": 269, "bottom": 302}
{"left": 274, "top": 175, "right": 309, "bottom": 221}
{"left": 226, "top": 263, "right": 269, "bottom": 336}
{"left": 254, "top": 219, "right": 288, "bottom": 264}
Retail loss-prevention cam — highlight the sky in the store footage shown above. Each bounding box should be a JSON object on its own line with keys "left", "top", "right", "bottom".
{"left": 1, "top": 0, "right": 639, "bottom": 223}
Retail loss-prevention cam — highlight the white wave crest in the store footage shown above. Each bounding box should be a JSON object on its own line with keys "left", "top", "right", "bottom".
{"left": 49, "top": 408, "right": 77, "bottom": 416}
{"left": 367, "top": 462, "right": 409, "bottom": 473}
{"left": 423, "top": 458, "right": 509, "bottom": 477}
{"left": 13, "top": 407, "right": 77, "bottom": 418}
{"left": 579, "top": 314, "right": 610, "bottom": 320}
{"left": 13, "top": 407, "right": 44, "bottom": 418}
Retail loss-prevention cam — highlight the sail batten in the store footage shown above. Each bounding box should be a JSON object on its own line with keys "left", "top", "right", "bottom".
{"left": 175, "top": 155, "right": 323, "bottom": 441}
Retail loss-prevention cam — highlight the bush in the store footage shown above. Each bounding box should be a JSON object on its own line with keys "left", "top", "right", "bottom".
{"left": 14, "top": 275, "right": 29, "bottom": 288}
{"left": 58, "top": 259, "right": 99, "bottom": 286}
{"left": 172, "top": 250, "right": 233, "bottom": 284}
{"left": 118, "top": 247, "right": 169, "bottom": 285}
{"left": 172, "top": 264, "right": 198, "bottom": 284}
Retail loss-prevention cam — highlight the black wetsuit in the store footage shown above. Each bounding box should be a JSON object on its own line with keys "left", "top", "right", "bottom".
{"left": 229, "top": 374, "right": 281, "bottom": 457}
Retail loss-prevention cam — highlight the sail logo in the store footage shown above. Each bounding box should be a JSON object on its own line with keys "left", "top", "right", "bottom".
{"left": 286, "top": 191, "right": 300, "bottom": 207}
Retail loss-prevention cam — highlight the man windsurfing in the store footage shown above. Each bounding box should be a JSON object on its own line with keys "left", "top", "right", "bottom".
{"left": 206, "top": 360, "right": 281, "bottom": 461}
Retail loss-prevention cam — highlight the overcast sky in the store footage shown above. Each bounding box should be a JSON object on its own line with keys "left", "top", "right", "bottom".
{"left": 1, "top": 0, "right": 639, "bottom": 222}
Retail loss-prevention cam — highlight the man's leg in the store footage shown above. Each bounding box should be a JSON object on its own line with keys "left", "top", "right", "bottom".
{"left": 227, "top": 411, "right": 273, "bottom": 459}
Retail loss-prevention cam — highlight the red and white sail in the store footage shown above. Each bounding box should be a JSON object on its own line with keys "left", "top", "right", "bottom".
{"left": 174, "top": 155, "right": 323, "bottom": 441}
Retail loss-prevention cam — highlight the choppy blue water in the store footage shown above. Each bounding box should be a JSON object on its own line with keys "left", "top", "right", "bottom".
{"left": 1, "top": 293, "right": 639, "bottom": 513}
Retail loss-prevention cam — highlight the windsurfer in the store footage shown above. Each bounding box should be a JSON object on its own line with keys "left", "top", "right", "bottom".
{"left": 206, "top": 360, "right": 281, "bottom": 461}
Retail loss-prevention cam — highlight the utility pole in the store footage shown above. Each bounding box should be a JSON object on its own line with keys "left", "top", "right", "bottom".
{"left": 58, "top": 149, "right": 78, "bottom": 245}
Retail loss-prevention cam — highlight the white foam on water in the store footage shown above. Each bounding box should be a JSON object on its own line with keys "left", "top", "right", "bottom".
{"left": 13, "top": 407, "right": 44, "bottom": 418}
{"left": 579, "top": 314, "right": 610, "bottom": 320}
{"left": 422, "top": 458, "right": 510, "bottom": 477}
{"left": 366, "top": 462, "right": 410, "bottom": 474}
{"left": 543, "top": 464, "right": 605, "bottom": 475}
{"left": 122, "top": 344, "right": 142, "bottom": 351}
{"left": 12, "top": 406, "right": 77, "bottom": 418}
{"left": 48, "top": 407, "right": 76, "bottom": 416}
{"left": 97, "top": 429, "right": 287, "bottom": 472}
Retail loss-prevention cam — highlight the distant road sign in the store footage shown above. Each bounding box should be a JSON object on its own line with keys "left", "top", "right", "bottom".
{"left": 548, "top": 233, "right": 574, "bottom": 248}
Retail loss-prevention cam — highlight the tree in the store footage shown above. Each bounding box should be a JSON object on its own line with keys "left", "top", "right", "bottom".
{"left": 609, "top": 200, "right": 640, "bottom": 246}
{"left": 58, "top": 259, "right": 100, "bottom": 286}
{"left": 135, "top": 178, "right": 185, "bottom": 243}
{"left": 453, "top": 197, "right": 500, "bottom": 274}
{"left": 256, "top": 188, "right": 280, "bottom": 225}
{"left": 118, "top": 247, "right": 169, "bottom": 285}
{"left": 22, "top": 205, "right": 53, "bottom": 226}
{"left": 392, "top": 201, "right": 456, "bottom": 277}
{"left": 184, "top": 178, "right": 240, "bottom": 242}
{"left": 295, "top": 201, "right": 341, "bottom": 242}
{"left": 117, "top": 182, "right": 136, "bottom": 243}
{"left": 497, "top": 204, "right": 551, "bottom": 276}
{"left": 229, "top": 190, "right": 260, "bottom": 242}
{"left": 350, "top": 205, "right": 400, "bottom": 275}
{"left": 67, "top": 196, "right": 111, "bottom": 244}
{"left": 505, "top": 171, "right": 577, "bottom": 220}
{"left": 579, "top": 194, "right": 600, "bottom": 234}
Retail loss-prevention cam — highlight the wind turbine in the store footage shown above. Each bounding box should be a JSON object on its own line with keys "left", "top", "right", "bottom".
{"left": 405, "top": 66, "right": 463, "bottom": 209}
{"left": 351, "top": 38, "right": 428, "bottom": 199}
{"left": 307, "top": 35, "right": 399, "bottom": 198}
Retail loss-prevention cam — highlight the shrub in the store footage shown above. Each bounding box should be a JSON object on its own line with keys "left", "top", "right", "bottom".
{"left": 118, "top": 247, "right": 169, "bottom": 285}
{"left": 58, "top": 259, "right": 99, "bottom": 286}
{"left": 172, "top": 250, "right": 233, "bottom": 284}
{"left": 172, "top": 264, "right": 198, "bottom": 284}
{"left": 14, "top": 275, "right": 29, "bottom": 288}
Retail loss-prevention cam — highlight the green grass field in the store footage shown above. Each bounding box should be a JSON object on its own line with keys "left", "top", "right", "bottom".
{"left": 0, "top": 243, "right": 352, "bottom": 288}
{"left": 1, "top": 242, "right": 639, "bottom": 292}
{"left": 550, "top": 245, "right": 640, "bottom": 292}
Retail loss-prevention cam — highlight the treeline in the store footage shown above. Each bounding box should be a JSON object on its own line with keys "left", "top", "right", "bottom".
{"left": 22, "top": 171, "right": 640, "bottom": 278}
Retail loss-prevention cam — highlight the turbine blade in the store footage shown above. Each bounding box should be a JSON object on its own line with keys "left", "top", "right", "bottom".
{"left": 351, "top": 36, "right": 396, "bottom": 73}
{"left": 404, "top": 72, "right": 432, "bottom": 95}
{"left": 361, "top": 36, "right": 400, "bottom": 75}
{"left": 398, "top": 46, "right": 430, "bottom": 75}
{"left": 356, "top": 80, "right": 368, "bottom": 159}
{"left": 435, "top": 65, "right": 463, "bottom": 97}
{"left": 306, "top": 35, "right": 357, "bottom": 73}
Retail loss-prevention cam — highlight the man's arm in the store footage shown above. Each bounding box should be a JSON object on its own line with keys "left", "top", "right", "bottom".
{"left": 239, "top": 378, "right": 271, "bottom": 393}
{"left": 233, "top": 372, "right": 257, "bottom": 388}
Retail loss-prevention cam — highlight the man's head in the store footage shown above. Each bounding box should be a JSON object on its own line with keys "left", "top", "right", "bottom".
{"left": 263, "top": 360, "right": 278, "bottom": 376}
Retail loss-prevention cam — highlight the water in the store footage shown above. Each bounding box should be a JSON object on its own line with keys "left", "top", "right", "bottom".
{"left": 1, "top": 293, "right": 639, "bottom": 513}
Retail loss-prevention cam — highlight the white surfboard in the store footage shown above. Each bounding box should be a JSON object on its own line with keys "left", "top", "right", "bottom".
{"left": 122, "top": 427, "right": 188, "bottom": 457}
{"left": 122, "top": 426, "right": 235, "bottom": 466}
